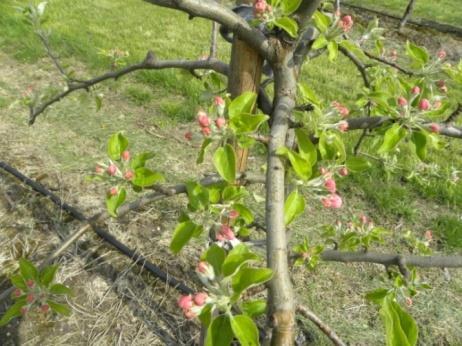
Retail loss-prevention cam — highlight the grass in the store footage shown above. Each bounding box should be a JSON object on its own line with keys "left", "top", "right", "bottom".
{"left": 0, "top": 0, "right": 461, "bottom": 345}
{"left": 346, "top": 0, "right": 462, "bottom": 27}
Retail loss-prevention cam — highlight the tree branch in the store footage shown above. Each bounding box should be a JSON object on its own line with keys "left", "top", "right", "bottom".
{"left": 363, "top": 50, "right": 414, "bottom": 76}
{"left": 296, "top": 305, "right": 347, "bottom": 346}
{"left": 444, "top": 103, "right": 462, "bottom": 124}
{"left": 28, "top": 52, "right": 229, "bottom": 124}
{"left": 143, "top": 0, "right": 272, "bottom": 58}
{"left": 321, "top": 250, "right": 462, "bottom": 269}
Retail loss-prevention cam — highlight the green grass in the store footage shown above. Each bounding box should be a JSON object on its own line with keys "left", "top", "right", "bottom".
{"left": 346, "top": 0, "right": 462, "bottom": 27}
{"left": 0, "top": 0, "right": 461, "bottom": 344}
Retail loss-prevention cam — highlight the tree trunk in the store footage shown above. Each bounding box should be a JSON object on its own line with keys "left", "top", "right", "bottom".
{"left": 266, "top": 56, "right": 297, "bottom": 345}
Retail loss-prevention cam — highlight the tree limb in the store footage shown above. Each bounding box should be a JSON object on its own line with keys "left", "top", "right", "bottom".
{"left": 143, "top": 0, "right": 272, "bottom": 58}
{"left": 28, "top": 52, "right": 229, "bottom": 124}
{"left": 363, "top": 50, "right": 414, "bottom": 76}
{"left": 296, "top": 305, "right": 347, "bottom": 346}
{"left": 444, "top": 103, "right": 462, "bottom": 124}
{"left": 321, "top": 250, "right": 462, "bottom": 268}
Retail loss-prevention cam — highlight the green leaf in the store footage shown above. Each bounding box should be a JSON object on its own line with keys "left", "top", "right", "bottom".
{"left": 10, "top": 275, "right": 27, "bottom": 290}
{"left": 205, "top": 315, "right": 234, "bottom": 346}
{"left": 276, "top": 147, "right": 312, "bottom": 180}
{"left": 405, "top": 41, "right": 429, "bottom": 69}
{"left": 47, "top": 300, "right": 72, "bottom": 316}
{"left": 366, "top": 288, "right": 390, "bottom": 304}
{"left": 232, "top": 204, "right": 254, "bottom": 224}
{"left": 222, "top": 245, "right": 258, "bottom": 277}
{"left": 280, "top": 0, "right": 302, "bottom": 15}
{"left": 196, "top": 138, "right": 213, "bottom": 164}
{"left": 49, "top": 284, "right": 73, "bottom": 296}
{"left": 107, "top": 132, "right": 128, "bottom": 161}
{"left": 298, "top": 83, "right": 321, "bottom": 106}
{"left": 40, "top": 265, "right": 58, "bottom": 287}
{"left": 232, "top": 267, "right": 273, "bottom": 297}
{"left": 228, "top": 92, "right": 257, "bottom": 118}
{"left": 19, "top": 258, "right": 38, "bottom": 281}
{"left": 274, "top": 17, "right": 299, "bottom": 38}
{"left": 170, "top": 221, "right": 200, "bottom": 253}
{"left": 327, "top": 41, "right": 339, "bottom": 62}
{"left": 222, "top": 185, "right": 248, "bottom": 201}
{"left": 229, "top": 113, "right": 269, "bottom": 133}
{"left": 130, "top": 152, "right": 155, "bottom": 170}
{"left": 241, "top": 299, "right": 267, "bottom": 318}
{"left": 205, "top": 244, "right": 226, "bottom": 276}
{"left": 284, "top": 190, "right": 305, "bottom": 225}
{"left": 318, "top": 131, "right": 346, "bottom": 162}
{"left": 186, "top": 181, "right": 209, "bottom": 211}
{"left": 295, "top": 128, "right": 317, "bottom": 166}
{"left": 411, "top": 130, "right": 427, "bottom": 161}
{"left": 230, "top": 315, "right": 260, "bottom": 346}
{"left": 378, "top": 124, "right": 407, "bottom": 154}
{"left": 346, "top": 156, "right": 371, "bottom": 172}
{"left": 312, "top": 34, "right": 328, "bottom": 50}
{"left": 132, "top": 168, "right": 164, "bottom": 187}
{"left": 0, "top": 300, "right": 26, "bottom": 326}
{"left": 213, "top": 144, "right": 236, "bottom": 183}
{"left": 313, "top": 10, "right": 331, "bottom": 33}
{"left": 339, "top": 40, "right": 368, "bottom": 61}
{"left": 106, "top": 187, "right": 126, "bottom": 217}
{"left": 380, "top": 297, "right": 418, "bottom": 346}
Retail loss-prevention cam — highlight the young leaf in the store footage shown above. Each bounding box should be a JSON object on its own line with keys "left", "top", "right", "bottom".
{"left": 132, "top": 168, "right": 164, "bottom": 187}
{"left": 205, "top": 315, "right": 234, "bottom": 346}
{"left": 411, "top": 130, "right": 427, "bottom": 161}
{"left": 345, "top": 156, "right": 371, "bottom": 172}
{"left": 380, "top": 297, "right": 418, "bottom": 346}
{"left": 10, "top": 275, "right": 27, "bottom": 290}
{"left": 186, "top": 181, "right": 209, "bottom": 211}
{"left": 312, "top": 35, "right": 328, "bottom": 50}
{"left": 274, "top": 17, "right": 299, "bottom": 38}
{"left": 327, "top": 41, "right": 339, "bottom": 62}
{"left": 294, "top": 128, "right": 317, "bottom": 166}
{"left": 170, "top": 221, "right": 199, "bottom": 253}
{"left": 405, "top": 41, "right": 429, "bottom": 69}
{"left": 284, "top": 190, "right": 305, "bottom": 225}
{"left": 49, "top": 284, "right": 73, "bottom": 296}
{"left": 232, "top": 267, "right": 273, "bottom": 297}
{"left": 205, "top": 244, "right": 226, "bottom": 276}
{"left": 222, "top": 245, "right": 258, "bottom": 277}
{"left": 378, "top": 124, "right": 407, "bottom": 154}
{"left": 241, "top": 299, "right": 267, "bottom": 318}
{"left": 40, "top": 265, "right": 58, "bottom": 287}
{"left": 130, "top": 152, "right": 155, "bottom": 170}
{"left": 313, "top": 10, "right": 331, "bottom": 33}
{"left": 107, "top": 132, "right": 128, "bottom": 161}
{"left": 106, "top": 187, "right": 126, "bottom": 217}
{"left": 0, "top": 300, "right": 26, "bottom": 326}
{"left": 47, "top": 300, "right": 72, "bottom": 316}
{"left": 365, "top": 288, "right": 390, "bottom": 305}
{"left": 232, "top": 204, "right": 254, "bottom": 224}
{"left": 230, "top": 314, "right": 260, "bottom": 346}
{"left": 213, "top": 144, "right": 236, "bottom": 183}
{"left": 280, "top": 0, "right": 302, "bottom": 15}
{"left": 276, "top": 147, "right": 312, "bottom": 180}
{"left": 229, "top": 113, "right": 269, "bottom": 133}
{"left": 19, "top": 258, "right": 38, "bottom": 281}
{"left": 228, "top": 92, "right": 257, "bottom": 119}
{"left": 196, "top": 138, "right": 213, "bottom": 164}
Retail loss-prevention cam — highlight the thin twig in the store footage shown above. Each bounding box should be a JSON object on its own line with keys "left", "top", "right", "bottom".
{"left": 296, "top": 305, "right": 347, "bottom": 346}
{"left": 363, "top": 50, "right": 414, "bottom": 76}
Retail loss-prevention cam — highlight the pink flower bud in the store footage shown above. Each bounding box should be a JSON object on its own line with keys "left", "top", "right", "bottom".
{"left": 436, "top": 80, "right": 446, "bottom": 88}
{"left": 26, "top": 279, "right": 35, "bottom": 288}
{"left": 201, "top": 127, "right": 211, "bottom": 136}
{"left": 359, "top": 214, "right": 368, "bottom": 224}
{"left": 26, "top": 293, "right": 35, "bottom": 304}
{"left": 330, "top": 194, "right": 343, "bottom": 208}
{"left": 121, "top": 150, "right": 130, "bottom": 161}
{"left": 124, "top": 170, "right": 134, "bottom": 180}
{"left": 107, "top": 164, "right": 117, "bottom": 176}
{"left": 197, "top": 111, "right": 211, "bottom": 128}
{"left": 339, "top": 15, "right": 353, "bottom": 32}
{"left": 184, "top": 131, "right": 193, "bottom": 141}
{"left": 183, "top": 309, "right": 197, "bottom": 320}
{"left": 338, "top": 121, "right": 349, "bottom": 132}
{"left": 418, "top": 99, "right": 431, "bottom": 111}
{"left": 40, "top": 304, "right": 50, "bottom": 314}
{"left": 95, "top": 165, "right": 104, "bottom": 174}
{"left": 437, "top": 49, "right": 446, "bottom": 60}
{"left": 398, "top": 96, "right": 408, "bottom": 107}
{"left": 424, "top": 230, "right": 433, "bottom": 241}
{"left": 220, "top": 225, "right": 235, "bottom": 240}
{"left": 335, "top": 9, "right": 341, "bottom": 17}
{"left": 429, "top": 123, "right": 440, "bottom": 133}
{"left": 301, "top": 252, "right": 310, "bottom": 260}
{"left": 20, "top": 307, "right": 28, "bottom": 315}
{"left": 177, "top": 295, "right": 193, "bottom": 310}
{"left": 321, "top": 197, "right": 332, "bottom": 208}
{"left": 254, "top": 0, "right": 267, "bottom": 14}
{"left": 324, "top": 178, "right": 337, "bottom": 194}
{"left": 196, "top": 261, "right": 208, "bottom": 274}
{"left": 193, "top": 292, "right": 208, "bottom": 306}
{"left": 215, "top": 117, "right": 226, "bottom": 129}
{"left": 332, "top": 101, "right": 349, "bottom": 117}
{"left": 13, "top": 288, "right": 22, "bottom": 298}
{"left": 109, "top": 187, "right": 118, "bottom": 196}
{"left": 229, "top": 210, "right": 240, "bottom": 219}
{"left": 339, "top": 167, "right": 349, "bottom": 176}
{"left": 405, "top": 297, "right": 413, "bottom": 307}
{"left": 411, "top": 86, "right": 420, "bottom": 95}
{"left": 320, "top": 167, "right": 328, "bottom": 175}
{"left": 214, "top": 96, "right": 225, "bottom": 106}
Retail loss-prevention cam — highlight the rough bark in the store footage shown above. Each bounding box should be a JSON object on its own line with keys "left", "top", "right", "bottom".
{"left": 266, "top": 56, "right": 297, "bottom": 345}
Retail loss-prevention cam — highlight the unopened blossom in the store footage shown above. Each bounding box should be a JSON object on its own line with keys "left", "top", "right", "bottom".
{"left": 324, "top": 178, "right": 337, "bottom": 194}
{"left": 109, "top": 187, "right": 118, "bottom": 196}
{"left": 405, "top": 297, "right": 413, "bottom": 307}
{"left": 229, "top": 210, "right": 239, "bottom": 219}
{"left": 215, "top": 117, "right": 226, "bottom": 129}
{"left": 339, "top": 167, "right": 349, "bottom": 176}
{"left": 121, "top": 150, "right": 130, "bottom": 161}
{"left": 177, "top": 295, "right": 193, "bottom": 310}
{"left": 398, "top": 96, "right": 408, "bottom": 107}
{"left": 254, "top": 0, "right": 267, "bottom": 15}
{"left": 321, "top": 194, "right": 343, "bottom": 209}
{"left": 217, "top": 224, "right": 235, "bottom": 240}
{"left": 201, "top": 127, "right": 212, "bottom": 136}
{"left": 26, "top": 293, "right": 35, "bottom": 304}
{"left": 424, "top": 230, "right": 433, "bottom": 241}
{"left": 437, "top": 49, "right": 447, "bottom": 60}
{"left": 13, "top": 288, "right": 22, "bottom": 298}
{"left": 197, "top": 111, "right": 211, "bottom": 128}
{"left": 436, "top": 80, "right": 448, "bottom": 93}
{"left": 411, "top": 86, "right": 421, "bottom": 95}
{"left": 184, "top": 131, "right": 193, "bottom": 141}
{"left": 359, "top": 214, "right": 368, "bottom": 224}
{"left": 95, "top": 165, "right": 104, "bottom": 174}
{"left": 339, "top": 15, "right": 353, "bottom": 32}
{"left": 214, "top": 96, "right": 225, "bottom": 106}
{"left": 338, "top": 121, "right": 349, "bottom": 132}
{"left": 107, "top": 164, "right": 118, "bottom": 176}
{"left": 193, "top": 292, "right": 208, "bottom": 306}
{"left": 418, "top": 99, "right": 431, "bottom": 111}
{"left": 124, "top": 170, "right": 134, "bottom": 180}
{"left": 429, "top": 123, "right": 440, "bottom": 133}
{"left": 183, "top": 309, "right": 197, "bottom": 320}
{"left": 332, "top": 101, "right": 350, "bottom": 117}
{"left": 26, "top": 279, "right": 35, "bottom": 288}
{"left": 40, "top": 304, "right": 50, "bottom": 314}
{"left": 196, "top": 261, "right": 215, "bottom": 281}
